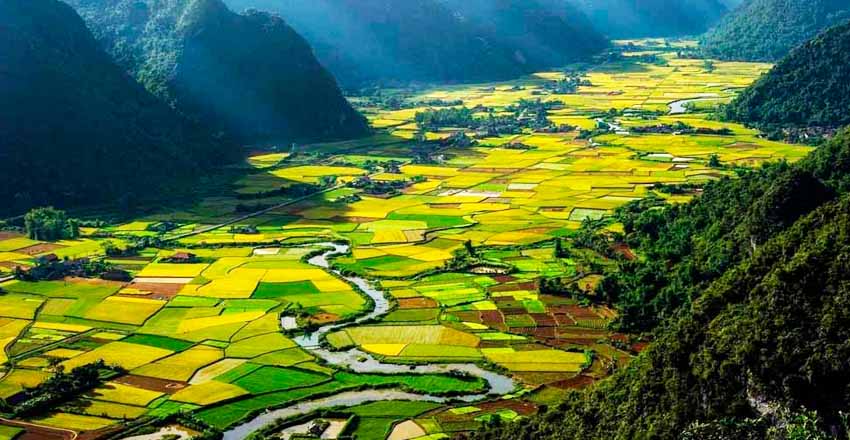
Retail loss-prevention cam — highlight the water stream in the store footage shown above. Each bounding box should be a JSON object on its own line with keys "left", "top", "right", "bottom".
{"left": 222, "top": 243, "right": 515, "bottom": 439}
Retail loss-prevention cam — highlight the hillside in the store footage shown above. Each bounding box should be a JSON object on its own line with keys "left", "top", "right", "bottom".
{"left": 437, "top": 0, "right": 609, "bottom": 68}
{"left": 724, "top": 21, "right": 850, "bottom": 128}
{"left": 0, "top": 0, "right": 236, "bottom": 215}
{"left": 224, "top": 0, "right": 608, "bottom": 86}
{"left": 469, "top": 130, "right": 850, "bottom": 440}
{"left": 568, "top": 0, "right": 729, "bottom": 38}
{"left": 701, "top": 0, "right": 850, "bottom": 61}
{"left": 64, "top": 0, "right": 369, "bottom": 145}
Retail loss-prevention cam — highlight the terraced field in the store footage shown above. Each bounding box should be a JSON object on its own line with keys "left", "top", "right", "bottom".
{"left": 0, "top": 41, "right": 813, "bottom": 439}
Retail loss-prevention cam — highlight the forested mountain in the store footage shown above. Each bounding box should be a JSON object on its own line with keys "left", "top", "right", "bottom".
{"left": 64, "top": 0, "right": 368, "bottom": 144}
{"left": 701, "top": 0, "right": 850, "bottom": 61}
{"left": 437, "top": 0, "right": 609, "bottom": 68}
{"left": 470, "top": 130, "right": 850, "bottom": 440}
{"left": 0, "top": 0, "right": 237, "bottom": 215}
{"left": 224, "top": 0, "right": 608, "bottom": 86}
{"left": 567, "top": 0, "right": 729, "bottom": 38}
{"left": 723, "top": 21, "right": 850, "bottom": 129}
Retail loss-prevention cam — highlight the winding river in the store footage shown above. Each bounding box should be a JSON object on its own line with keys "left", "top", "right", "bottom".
{"left": 668, "top": 94, "right": 720, "bottom": 114}
{"left": 222, "top": 243, "right": 516, "bottom": 440}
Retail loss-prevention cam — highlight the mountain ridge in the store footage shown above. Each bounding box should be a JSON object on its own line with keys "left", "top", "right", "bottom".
{"left": 701, "top": 0, "right": 850, "bottom": 61}
{"left": 224, "top": 0, "right": 608, "bottom": 86}
{"left": 0, "top": 0, "right": 237, "bottom": 215}
{"left": 723, "top": 20, "right": 850, "bottom": 129}
{"left": 64, "top": 0, "right": 369, "bottom": 144}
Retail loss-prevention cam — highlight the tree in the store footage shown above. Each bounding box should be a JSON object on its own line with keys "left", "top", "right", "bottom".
{"left": 463, "top": 240, "right": 477, "bottom": 258}
{"left": 100, "top": 240, "right": 120, "bottom": 257}
{"left": 554, "top": 238, "right": 570, "bottom": 258}
{"left": 708, "top": 153, "right": 721, "bottom": 168}
{"left": 24, "top": 207, "right": 78, "bottom": 241}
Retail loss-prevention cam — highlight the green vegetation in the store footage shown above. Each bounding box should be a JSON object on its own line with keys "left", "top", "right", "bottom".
{"left": 570, "top": 0, "right": 728, "bottom": 38}
{"left": 24, "top": 208, "right": 79, "bottom": 241}
{"left": 602, "top": 162, "right": 834, "bottom": 332}
{"left": 8, "top": 361, "right": 122, "bottom": 418}
{"left": 470, "top": 131, "right": 850, "bottom": 439}
{"left": 0, "top": 0, "right": 236, "bottom": 216}
{"left": 701, "top": 0, "right": 850, "bottom": 61}
{"left": 223, "top": 0, "right": 607, "bottom": 86}
{"left": 0, "top": 425, "right": 22, "bottom": 440}
{"left": 723, "top": 21, "right": 850, "bottom": 131}
{"left": 121, "top": 334, "right": 194, "bottom": 352}
{"left": 232, "top": 367, "right": 327, "bottom": 393}
{"left": 65, "top": 0, "right": 368, "bottom": 144}
{"left": 196, "top": 372, "right": 486, "bottom": 429}
{"left": 0, "top": 30, "right": 835, "bottom": 440}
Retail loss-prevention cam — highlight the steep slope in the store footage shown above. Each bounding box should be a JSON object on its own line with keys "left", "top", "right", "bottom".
{"left": 701, "top": 0, "right": 850, "bottom": 61}
{"left": 724, "top": 21, "right": 850, "bottom": 128}
{"left": 437, "top": 0, "right": 609, "bottom": 68}
{"left": 469, "top": 130, "right": 850, "bottom": 440}
{"left": 65, "top": 0, "right": 368, "bottom": 144}
{"left": 568, "top": 0, "right": 729, "bottom": 38}
{"left": 0, "top": 0, "right": 236, "bottom": 215}
{"left": 224, "top": 0, "right": 607, "bottom": 86}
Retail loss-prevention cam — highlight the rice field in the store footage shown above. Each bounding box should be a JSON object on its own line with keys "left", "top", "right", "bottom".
{"left": 0, "top": 40, "right": 815, "bottom": 439}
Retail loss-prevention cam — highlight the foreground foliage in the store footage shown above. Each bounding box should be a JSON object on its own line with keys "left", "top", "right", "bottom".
{"left": 0, "top": 0, "right": 237, "bottom": 216}
{"left": 471, "top": 132, "right": 850, "bottom": 439}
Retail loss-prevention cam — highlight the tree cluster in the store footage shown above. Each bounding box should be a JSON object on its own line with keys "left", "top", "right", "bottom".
{"left": 24, "top": 207, "right": 79, "bottom": 241}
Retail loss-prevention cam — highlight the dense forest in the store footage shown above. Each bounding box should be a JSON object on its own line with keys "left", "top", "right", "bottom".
{"left": 224, "top": 0, "right": 607, "bottom": 86}
{"left": 437, "top": 0, "right": 609, "bottom": 68}
{"left": 0, "top": 0, "right": 237, "bottom": 216}
{"left": 470, "top": 128, "right": 850, "bottom": 439}
{"left": 701, "top": 0, "right": 850, "bottom": 61}
{"left": 64, "top": 0, "right": 369, "bottom": 144}
{"left": 723, "top": 20, "right": 850, "bottom": 129}
{"left": 567, "top": 0, "right": 728, "bottom": 38}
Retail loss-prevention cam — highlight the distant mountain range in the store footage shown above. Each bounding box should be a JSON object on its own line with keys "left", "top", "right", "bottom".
{"left": 63, "top": 0, "right": 369, "bottom": 145}
{"left": 0, "top": 0, "right": 238, "bottom": 214}
{"left": 568, "top": 0, "right": 729, "bottom": 38}
{"left": 701, "top": 0, "right": 850, "bottom": 61}
{"left": 724, "top": 20, "right": 850, "bottom": 128}
{"left": 224, "top": 0, "right": 609, "bottom": 86}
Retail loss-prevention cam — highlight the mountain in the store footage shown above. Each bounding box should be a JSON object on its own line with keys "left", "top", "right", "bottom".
{"left": 223, "top": 0, "right": 608, "bottom": 86}
{"left": 701, "top": 0, "right": 850, "bottom": 61}
{"left": 568, "top": 0, "right": 729, "bottom": 38}
{"left": 64, "top": 0, "right": 369, "bottom": 145}
{"left": 724, "top": 21, "right": 850, "bottom": 128}
{"left": 0, "top": 0, "right": 237, "bottom": 215}
{"left": 469, "top": 129, "right": 850, "bottom": 440}
{"left": 437, "top": 0, "right": 609, "bottom": 68}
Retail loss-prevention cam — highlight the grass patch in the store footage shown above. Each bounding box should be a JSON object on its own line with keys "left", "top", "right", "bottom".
{"left": 122, "top": 334, "right": 194, "bottom": 352}
{"left": 252, "top": 281, "right": 320, "bottom": 299}
{"left": 232, "top": 366, "right": 329, "bottom": 393}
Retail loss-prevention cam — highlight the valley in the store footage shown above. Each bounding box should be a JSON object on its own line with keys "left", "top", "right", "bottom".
{"left": 0, "top": 40, "right": 818, "bottom": 440}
